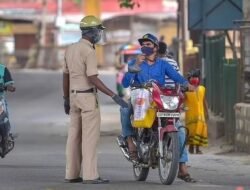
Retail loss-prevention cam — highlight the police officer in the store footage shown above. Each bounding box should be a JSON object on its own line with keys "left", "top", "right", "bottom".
{"left": 63, "top": 15, "right": 128, "bottom": 184}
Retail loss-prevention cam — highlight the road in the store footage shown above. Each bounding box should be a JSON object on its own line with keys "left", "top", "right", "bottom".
{"left": 0, "top": 69, "right": 249, "bottom": 190}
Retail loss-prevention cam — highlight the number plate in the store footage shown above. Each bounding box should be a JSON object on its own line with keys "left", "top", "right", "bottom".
{"left": 156, "top": 112, "right": 180, "bottom": 118}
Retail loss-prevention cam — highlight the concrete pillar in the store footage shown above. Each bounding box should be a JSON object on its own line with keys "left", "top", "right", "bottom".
{"left": 244, "top": 0, "right": 250, "bottom": 18}
{"left": 84, "top": 0, "right": 104, "bottom": 66}
{"left": 233, "top": 0, "right": 250, "bottom": 153}
{"left": 235, "top": 103, "right": 250, "bottom": 153}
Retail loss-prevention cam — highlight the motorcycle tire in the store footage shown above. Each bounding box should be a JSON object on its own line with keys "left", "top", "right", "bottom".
{"left": 158, "top": 132, "right": 179, "bottom": 185}
{"left": 133, "top": 165, "right": 149, "bottom": 181}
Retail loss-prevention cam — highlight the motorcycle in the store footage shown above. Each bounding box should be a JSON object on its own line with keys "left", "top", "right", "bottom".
{"left": 0, "top": 86, "right": 15, "bottom": 158}
{"left": 117, "top": 82, "right": 186, "bottom": 185}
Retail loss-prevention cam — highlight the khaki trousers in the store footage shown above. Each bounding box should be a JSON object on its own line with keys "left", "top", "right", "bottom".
{"left": 65, "top": 92, "right": 100, "bottom": 180}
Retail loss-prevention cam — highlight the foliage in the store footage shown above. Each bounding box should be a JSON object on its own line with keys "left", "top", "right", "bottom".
{"left": 73, "top": 0, "right": 81, "bottom": 5}
{"left": 118, "top": 0, "right": 140, "bottom": 9}
{"left": 73, "top": 0, "right": 141, "bottom": 9}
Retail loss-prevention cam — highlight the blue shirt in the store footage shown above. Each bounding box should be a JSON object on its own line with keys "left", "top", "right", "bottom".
{"left": 122, "top": 58, "right": 188, "bottom": 88}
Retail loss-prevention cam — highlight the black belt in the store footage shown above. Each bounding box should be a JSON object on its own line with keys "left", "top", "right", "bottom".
{"left": 71, "top": 88, "right": 96, "bottom": 93}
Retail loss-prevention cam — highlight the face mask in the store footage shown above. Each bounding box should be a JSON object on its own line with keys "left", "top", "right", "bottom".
{"left": 91, "top": 29, "right": 102, "bottom": 44}
{"left": 83, "top": 28, "right": 102, "bottom": 44}
{"left": 190, "top": 77, "right": 200, "bottom": 86}
{"left": 141, "top": 46, "right": 154, "bottom": 56}
{"left": 92, "top": 33, "right": 101, "bottom": 44}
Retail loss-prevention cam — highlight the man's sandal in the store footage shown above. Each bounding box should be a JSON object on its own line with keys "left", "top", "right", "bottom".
{"left": 178, "top": 173, "right": 196, "bottom": 183}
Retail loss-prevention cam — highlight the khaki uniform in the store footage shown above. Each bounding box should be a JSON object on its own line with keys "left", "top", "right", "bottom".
{"left": 63, "top": 39, "right": 100, "bottom": 180}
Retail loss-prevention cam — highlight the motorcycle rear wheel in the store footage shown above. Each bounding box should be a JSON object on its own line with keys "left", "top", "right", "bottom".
{"left": 133, "top": 165, "right": 149, "bottom": 181}
{"left": 158, "top": 132, "right": 179, "bottom": 185}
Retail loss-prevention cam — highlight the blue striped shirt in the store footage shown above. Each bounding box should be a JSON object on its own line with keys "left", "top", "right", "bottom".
{"left": 161, "top": 57, "right": 180, "bottom": 87}
{"left": 122, "top": 58, "right": 187, "bottom": 88}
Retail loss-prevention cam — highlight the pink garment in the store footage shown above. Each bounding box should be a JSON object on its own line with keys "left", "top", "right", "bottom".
{"left": 116, "top": 71, "right": 124, "bottom": 84}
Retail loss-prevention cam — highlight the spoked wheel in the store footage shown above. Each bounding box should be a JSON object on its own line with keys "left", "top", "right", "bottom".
{"left": 133, "top": 164, "right": 149, "bottom": 181}
{"left": 0, "top": 134, "right": 15, "bottom": 158}
{"left": 0, "top": 135, "right": 3, "bottom": 158}
{"left": 6, "top": 134, "right": 15, "bottom": 153}
{"left": 158, "top": 132, "right": 179, "bottom": 185}
{"left": 0, "top": 134, "right": 6, "bottom": 158}
{"left": 132, "top": 127, "right": 150, "bottom": 181}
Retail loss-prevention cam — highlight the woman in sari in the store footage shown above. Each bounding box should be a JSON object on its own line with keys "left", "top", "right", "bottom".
{"left": 185, "top": 69, "right": 209, "bottom": 154}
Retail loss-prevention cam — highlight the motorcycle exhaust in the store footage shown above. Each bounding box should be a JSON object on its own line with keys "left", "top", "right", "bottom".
{"left": 116, "top": 135, "right": 130, "bottom": 161}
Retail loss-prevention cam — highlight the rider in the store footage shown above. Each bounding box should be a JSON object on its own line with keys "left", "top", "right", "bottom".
{"left": 158, "top": 41, "right": 196, "bottom": 183}
{"left": 0, "top": 63, "right": 16, "bottom": 154}
{"left": 120, "top": 33, "right": 195, "bottom": 163}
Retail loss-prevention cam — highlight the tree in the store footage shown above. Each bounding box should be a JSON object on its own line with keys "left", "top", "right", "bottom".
{"left": 73, "top": 0, "right": 140, "bottom": 10}
{"left": 119, "top": 0, "right": 140, "bottom": 9}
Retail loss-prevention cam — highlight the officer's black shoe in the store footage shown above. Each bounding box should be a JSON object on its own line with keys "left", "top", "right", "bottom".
{"left": 64, "top": 177, "right": 83, "bottom": 183}
{"left": 82, "top": 177, "right": 109, "bottom": 184}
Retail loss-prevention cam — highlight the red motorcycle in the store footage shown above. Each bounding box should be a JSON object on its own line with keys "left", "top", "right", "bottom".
{"left": 117, "top": 82, "right": 186, "bottom": 185}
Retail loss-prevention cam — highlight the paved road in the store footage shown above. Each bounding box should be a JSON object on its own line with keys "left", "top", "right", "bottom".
{"left": 0, "top": 70, "right": 249, "bottom": 190}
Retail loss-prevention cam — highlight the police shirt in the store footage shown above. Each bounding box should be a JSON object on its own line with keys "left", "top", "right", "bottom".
{"left": 63, "top": 39, "right": 98, "bottom": 91}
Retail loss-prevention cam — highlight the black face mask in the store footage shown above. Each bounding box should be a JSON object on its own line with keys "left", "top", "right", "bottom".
{"left": 141, "top": 46, "right": 154, "bottom": 56}
{"left": 82, "top": 28, "right": 102, "bottom": 44}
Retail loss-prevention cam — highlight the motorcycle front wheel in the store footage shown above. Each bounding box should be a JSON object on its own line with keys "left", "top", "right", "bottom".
{"left": 133, "top": 165, "right": 149, "bottom": 181}
{"left": 158, "top": 132, "right": 179, "bottom": 185}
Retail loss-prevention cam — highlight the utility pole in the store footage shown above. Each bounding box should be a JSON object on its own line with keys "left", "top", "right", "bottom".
{"left": 40, "top": 0, "right": 47, "bottom": 48}
{"left": 37, "top": 0, "right": 47, "bottom": 68}
{"left": 179, "top": 0, "right": 189, "bottom": 74}
{"left": 84, "top": 0, "right": 104, "bottom": 66}
{"left": 244, "top": 0, "right": 250, "bottom": 19}
{"left": 84, "top": 0, "right": 101, "bottom": 16}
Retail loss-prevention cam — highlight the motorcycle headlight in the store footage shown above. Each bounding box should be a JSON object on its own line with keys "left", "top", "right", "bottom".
{"left": 160, "top": 95, "right": 179, "bottom": 110}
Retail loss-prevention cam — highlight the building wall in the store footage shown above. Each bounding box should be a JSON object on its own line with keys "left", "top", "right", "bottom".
{"left": 235, "top": 103, "right": 250, "bottom": 153}
{"left": 234, "top": 0, "right": 250, "bottom": 153}
{"left": 158, "top": 21, "right": 177, "bottom": 46}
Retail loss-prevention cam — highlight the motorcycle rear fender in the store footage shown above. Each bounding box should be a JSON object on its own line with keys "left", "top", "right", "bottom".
{"left": 159, "top": 125, "right": 178, "bottom": 141}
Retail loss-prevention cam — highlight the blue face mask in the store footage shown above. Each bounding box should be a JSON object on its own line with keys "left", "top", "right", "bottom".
{"left": 141, "top": 46, "right": 154, "bottom": 56}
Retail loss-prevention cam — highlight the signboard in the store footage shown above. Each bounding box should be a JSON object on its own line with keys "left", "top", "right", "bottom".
{"left": 0, "top": 21, "right": 13, "bottom": 36}
{"left": 188, "top": 0, "right": 243, "bottom": 30}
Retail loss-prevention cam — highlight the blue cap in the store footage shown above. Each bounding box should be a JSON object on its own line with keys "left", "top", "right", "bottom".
{"left": 138, "top": 33, "right": 159, "bottom": 47}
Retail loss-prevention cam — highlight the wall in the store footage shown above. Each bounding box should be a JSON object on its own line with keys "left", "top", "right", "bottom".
{"left": 234, "top": 0, "right": 250, "bottom": 153}
{"left": 235, "top": 103, "right": 250, "bottom": 153}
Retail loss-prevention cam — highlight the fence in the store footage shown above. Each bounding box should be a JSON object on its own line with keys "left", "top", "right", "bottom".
{"left": 205, "top": 34, "right": 239, "bottom": 143}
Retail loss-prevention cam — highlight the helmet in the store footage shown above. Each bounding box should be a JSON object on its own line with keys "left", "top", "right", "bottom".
{"left": 138, "top": 33, "right": 159, "bottom": 47}
{"left": 80, "top": 15, "right": 105, "bottom": 30}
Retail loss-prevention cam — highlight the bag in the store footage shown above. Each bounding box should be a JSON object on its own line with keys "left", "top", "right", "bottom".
{"left": 131, "top": 89, "right": 156, "bottom": 128}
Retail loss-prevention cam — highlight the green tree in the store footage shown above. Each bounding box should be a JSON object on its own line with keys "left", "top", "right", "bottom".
{"left": 73, "top": 0, "right": 140, "bottom": 9}
{"left": 119, "top": 0, "right": 140, "bottom": 9}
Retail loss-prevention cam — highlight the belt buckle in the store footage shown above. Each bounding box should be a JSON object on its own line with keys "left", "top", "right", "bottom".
{"left": 73, "top": 90, "right": 76, "bottom": 95}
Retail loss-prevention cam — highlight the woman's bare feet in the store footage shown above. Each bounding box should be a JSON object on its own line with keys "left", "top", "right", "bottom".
{"left": 189, "top": 145, "right": 194, "bottom": 154}
{"left": 196, "top": 146, "right": 203, "bottom": 154}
